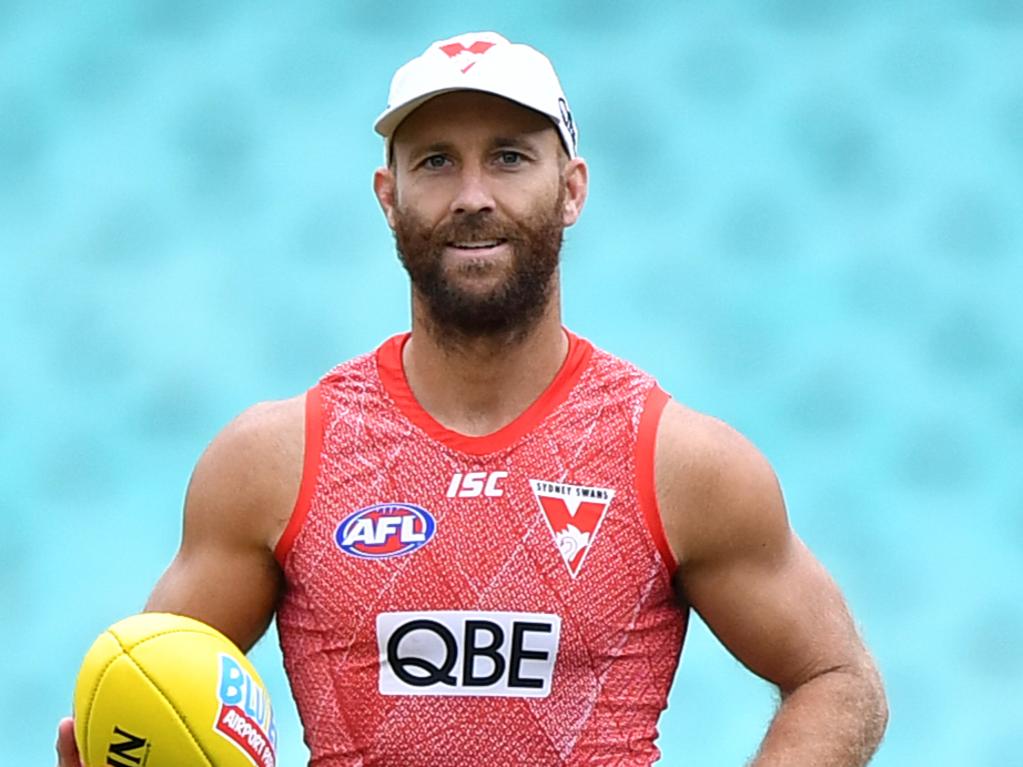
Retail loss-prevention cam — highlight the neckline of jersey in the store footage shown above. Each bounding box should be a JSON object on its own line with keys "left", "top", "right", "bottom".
{"left": 376, "top": 329, "right": 594, "bottom": 456}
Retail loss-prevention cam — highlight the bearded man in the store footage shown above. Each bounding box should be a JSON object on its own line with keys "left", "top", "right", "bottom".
{"left": 58, "top": 32, "right": 887, "bottom": 766}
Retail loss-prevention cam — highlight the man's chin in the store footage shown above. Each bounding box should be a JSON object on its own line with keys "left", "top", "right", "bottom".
{"left": 437, "top": 262, "right": 514, "bottom": 296}
{"left": 416, "top": 286, "right": 540, "bottom": 339}
{"left": 440, "top": 251, "right": 514, "bottom": 279}
{"left": 434, "top": 287, "right": 509, "bottom": 317}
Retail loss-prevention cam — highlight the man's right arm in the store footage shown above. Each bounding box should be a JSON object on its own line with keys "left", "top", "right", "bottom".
{"left": 144, "top": 396, "right": 304, "bottom": 650}
{"left": 56, "top": 395, "right": 306, "bottom": 766}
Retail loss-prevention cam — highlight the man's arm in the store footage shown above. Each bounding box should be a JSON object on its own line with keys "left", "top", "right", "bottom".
{"left": 56, "top": 395, "right": 305, "bottom": 766}
{"left": 144, "top": 395, "right": 304, "bottom": 650}
{"left": 656, "top": 401, "right": 888, "bottom": 766}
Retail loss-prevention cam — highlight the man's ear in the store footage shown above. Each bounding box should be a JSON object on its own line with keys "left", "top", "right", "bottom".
{"left": 373, "top": 167, "right": 398, "bottom": 230}
{"left": 561, "top": 157, "right": 589, "bottom": 227}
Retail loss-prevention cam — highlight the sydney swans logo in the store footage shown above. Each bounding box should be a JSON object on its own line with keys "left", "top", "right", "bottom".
{"left": 529, "top": 480, "right": 614, "bottom": 578}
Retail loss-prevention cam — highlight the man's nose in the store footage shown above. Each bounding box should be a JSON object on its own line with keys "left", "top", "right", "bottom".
{"left": 450, "top": 166, "right": 496, "bottom": 216}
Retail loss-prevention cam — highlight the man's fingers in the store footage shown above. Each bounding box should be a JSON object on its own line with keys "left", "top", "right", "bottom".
{"left": 55, "top": 717, "right": 82, "bottom": 767}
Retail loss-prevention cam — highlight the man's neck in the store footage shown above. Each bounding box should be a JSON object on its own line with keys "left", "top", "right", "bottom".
{"left": 402, "top": 299, "right": 568, "bottom": 437}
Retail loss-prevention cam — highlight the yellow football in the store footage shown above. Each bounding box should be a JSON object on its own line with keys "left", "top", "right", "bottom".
{"left": 73, "top": 612, "right": 277, "bottom": 767}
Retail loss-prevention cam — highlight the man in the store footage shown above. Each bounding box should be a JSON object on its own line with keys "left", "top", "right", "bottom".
{"left": 58, "top": 32, "right": 887, "bottom": 766}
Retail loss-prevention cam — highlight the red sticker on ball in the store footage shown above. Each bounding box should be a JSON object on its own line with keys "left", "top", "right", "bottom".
{"left": 214, "top": 654, "right": 277, "bottom": 767}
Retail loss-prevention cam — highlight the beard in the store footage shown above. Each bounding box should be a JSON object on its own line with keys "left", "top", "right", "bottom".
{"left": 393, "top": 189, "right": 565, "bottom": 342}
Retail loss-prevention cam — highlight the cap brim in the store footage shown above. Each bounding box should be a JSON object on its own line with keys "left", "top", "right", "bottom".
{"left": 374, "top": 88, "right": 469, "bottom": 138}
{"left": 374, "top": 87, "right": 560, "bottom": 139}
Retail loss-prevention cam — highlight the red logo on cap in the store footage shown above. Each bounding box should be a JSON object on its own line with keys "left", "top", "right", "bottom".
{"left": 439, "top": 40, "right": 496, "bottom": 73}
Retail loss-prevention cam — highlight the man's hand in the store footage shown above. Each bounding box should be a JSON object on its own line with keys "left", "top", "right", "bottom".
{"left": 55, "top": 717, "right": 83, "bottom": 767}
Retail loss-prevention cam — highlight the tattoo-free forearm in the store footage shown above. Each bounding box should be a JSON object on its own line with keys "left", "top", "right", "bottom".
{"left": 749, "top": 663, "right": 888, "bottom": 767}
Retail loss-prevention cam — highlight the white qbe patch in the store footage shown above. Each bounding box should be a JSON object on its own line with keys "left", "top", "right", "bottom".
{"left": 376, "top": 611, "right": 562, "bottom": 698}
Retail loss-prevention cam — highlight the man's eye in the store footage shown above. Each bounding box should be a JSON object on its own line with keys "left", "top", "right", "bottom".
{"left": 498, "top": 151, "right": 523, "bottom": 165}
{"left": 423, "top": 155, "right": 448, "bottom": 169}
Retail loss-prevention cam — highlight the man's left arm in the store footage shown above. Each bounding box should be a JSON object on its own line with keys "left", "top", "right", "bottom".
{"left": 655, "top": 401, "right": 889, "bottom": 766}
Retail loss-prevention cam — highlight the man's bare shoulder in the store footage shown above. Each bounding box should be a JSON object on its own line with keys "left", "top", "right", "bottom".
{"left": 655, "top": 399, "right": 777, "bottom": 489}
{"left": 186, "top": 394, "right": 307, "bottom": 548}
{"left": 214, "top": 395, "right": 306, "bottom": 457}
{"left": 654, "top": 398, "right": 788, "bottom": 570}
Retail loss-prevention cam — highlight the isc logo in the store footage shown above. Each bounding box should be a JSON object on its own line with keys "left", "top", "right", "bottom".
{"left": 446, "top": 471, "right": 508, "bottom": 498}
{"left": 335, "top": 503, "right": 437, "bottom": 559}
{"left": 376, "top": 611, "right": 561, "bottom": 698}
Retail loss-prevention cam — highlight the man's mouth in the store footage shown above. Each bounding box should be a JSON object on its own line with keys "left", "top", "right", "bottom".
{"left": 447, "top": 238, "right": 507, "bottom": 250}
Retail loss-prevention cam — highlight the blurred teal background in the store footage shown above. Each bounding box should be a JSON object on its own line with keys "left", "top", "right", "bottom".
{"left": 3, "top": 1, "right": 1021, "bottom": 764}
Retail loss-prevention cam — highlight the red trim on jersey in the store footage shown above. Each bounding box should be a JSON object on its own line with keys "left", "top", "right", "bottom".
{"left": 636, "top": 386, "right": 677, "bottom": 575}
{"left": 274, "top": 385, "right": 324, "bottom": 566}
{"left": 376, "top": 330, "right": 593, "bottom": 456}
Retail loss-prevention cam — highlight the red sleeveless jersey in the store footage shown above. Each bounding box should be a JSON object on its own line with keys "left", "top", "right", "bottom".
{"left": 275, "top": 331, "right": 687, "bottom": 766}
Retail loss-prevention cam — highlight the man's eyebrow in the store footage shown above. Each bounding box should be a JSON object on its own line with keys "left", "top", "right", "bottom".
{"left": 409, "top": 141, "right": 456, "bottom": 158}
{"left": 490, "top": 135, "right": 541, "bottom": 152}
{"left": 403, "top": 134, "right": 544, "bottom": 164}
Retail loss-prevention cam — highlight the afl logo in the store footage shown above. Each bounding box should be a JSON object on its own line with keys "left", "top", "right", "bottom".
{"left": 335, "top": 503, "right": 436, "bottom": 560}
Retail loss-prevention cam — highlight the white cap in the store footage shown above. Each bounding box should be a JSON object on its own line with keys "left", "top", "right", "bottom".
{"left": 374, "top": 31, "right": 578, "bottom": 159}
